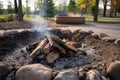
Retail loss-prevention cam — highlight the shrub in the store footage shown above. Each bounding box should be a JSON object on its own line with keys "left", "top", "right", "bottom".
{"left": 0, "top": 18, "right": 7, "bottom": 22}
{"left": 6, "top": 14, "right": 14, "bottom": 22}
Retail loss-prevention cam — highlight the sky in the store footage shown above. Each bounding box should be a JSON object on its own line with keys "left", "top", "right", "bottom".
{"left": 0, "top": 0, "right": 110, "bottom": 10}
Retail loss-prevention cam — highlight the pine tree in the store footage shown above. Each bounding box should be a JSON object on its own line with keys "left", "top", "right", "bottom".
{"left": 68, "top": 0, "right": 76, "bottom": 14}
{"left": 40, "top": 0, "right": 55, "bottom": 18}
{"left": 47, "top": 0, "right": 55, "bottom": 17}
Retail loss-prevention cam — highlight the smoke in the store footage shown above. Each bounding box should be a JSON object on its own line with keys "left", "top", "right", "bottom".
{"left": 31, "top": 20, "right": 51, "bottom": 37}
{"left": 31, "top": 0, "right": 51, "bottom": 37}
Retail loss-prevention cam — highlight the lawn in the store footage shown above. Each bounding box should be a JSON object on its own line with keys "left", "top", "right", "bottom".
{"left": 0, "top": 14, "right": 120, "bottom": 23}
{"left": 86, "top": 15, "right": 120, "bottom": 22}
{"left": 0, "top": 14, "right": 10, "bottom": 18}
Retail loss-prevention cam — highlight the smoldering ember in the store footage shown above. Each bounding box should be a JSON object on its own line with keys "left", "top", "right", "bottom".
{"left": 0, "top": 23, "right": 120, "bottom": 80}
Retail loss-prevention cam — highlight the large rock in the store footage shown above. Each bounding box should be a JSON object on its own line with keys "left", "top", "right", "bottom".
{"left": 0, "top": 64, "right": 11, "bottom": 80}
{"left": 15, "top": 64, "right": 53, "bottom": 80}
{"left": 101, "top": 37, "right": 116, "bottom": 42}
{"left": 79, "top": 30, "right": 93, "bottom": 35}
{"left": 115, "top": 39, "right": 120, "bottom": 47}
{"left": 73, "top": 29, "right": 81, "bottom": 34}
{"left": 87, "top": 70, "right": 106, "bottom": 80}
{"left": 98, "top": 33, "right": 109, "bottom": 39}
{"left": 91, "top": 33, "right": 99, "bottom": 39}
{"left": 54, "top": 70, "right": 79, "bottom": 80}
{"left": 60, "top": 29, "right": 72, "bottom": 35}
{"left": 106, "top": 61, "right": 120, "bottom": 80}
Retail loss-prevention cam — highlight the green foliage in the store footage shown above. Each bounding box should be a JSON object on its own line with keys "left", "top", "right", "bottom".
{"left": 47, "top": 0, "right": 55, "bottom": 17}
{"left": 117, "top": 7, "right": 120, "bottom": 13}
{"left": 68, "top": 0, "right": 76, "bottom": 13}
{"left": 7, "top": 1, "right": 14, "bottom": 14}
{"left": 0, "top": 14, "right": 14, "bottom": 22}
{"left": 0, "top": 1, "right": 3, "bottom": 14}
{"left": 90, "top": 6, "right": 95, "bottom": 15}
{"left": 0, "top": 1, "right": 3, "bottom": 9}
{"left": 40, "top": 0, "right": 55, "bottom": 18}
{"left": 76, "top": 0, "right": 96, "bottom": 15}
{"left": 6, "top": 15, "right": 14, "bottom": 22}
{"left": 0, "top": 18, "right": 7, "bottom": 22}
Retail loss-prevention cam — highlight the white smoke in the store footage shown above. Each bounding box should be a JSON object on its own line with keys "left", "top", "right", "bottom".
{"left": 31, "top": 20, "right": 51, "bottom": 36}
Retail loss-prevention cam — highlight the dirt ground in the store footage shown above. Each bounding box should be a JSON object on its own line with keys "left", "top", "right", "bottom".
{"left": 79, "top": 36, "right": 120, "bottom": 75}
{"left": 0, "top": 21, "right": 120, "bottom": 79}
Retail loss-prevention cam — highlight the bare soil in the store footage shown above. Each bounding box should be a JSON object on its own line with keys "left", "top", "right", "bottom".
{"left": 78, "top": 36, "right": 120, "bottom": 75}
{"left": 0, "top": 21, "right": 31, "bottom": 30}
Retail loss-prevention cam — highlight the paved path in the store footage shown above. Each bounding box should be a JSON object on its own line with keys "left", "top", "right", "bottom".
{"left": 0, "top": 22, "right": 120, "bottom": 39}
{"left": 57, "top": 22, "right": 120, "bottom": 39}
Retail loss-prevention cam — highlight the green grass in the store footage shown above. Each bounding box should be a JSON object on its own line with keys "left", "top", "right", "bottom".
{"left": 85, "top": 15, "right": 120, "bottom": 22}
{"left": 24, "top": 14, "right": 55, "bottom": 21}
{"left": 0, "top": 14, "right": 9, "bottom": 18}
{"left": 0, "top": 14, "right": 120, "bottom": 23}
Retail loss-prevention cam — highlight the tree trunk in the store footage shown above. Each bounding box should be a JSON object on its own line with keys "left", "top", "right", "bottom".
{"left": 110, "top": 7, "right": 113, "bottom": 17}
{"left": 94, "top": 0, "right": 99, "bottom": 22}
{"left": 26, "top": 0, "right": 29, "bottom": 17}
{"left": 110, "top": 0, "right": 113, "bottom": 17}
{"left": 18, "top": 0, "right": 23, "bottom": 21}
{"left": 14, "top": 0, "right": 18, "bottom": 14}
{"left": 115, "top": 8, "right": 117, "bottom": 16}
{"left": 103, "top": 4, "right": 107, "bottom": 17}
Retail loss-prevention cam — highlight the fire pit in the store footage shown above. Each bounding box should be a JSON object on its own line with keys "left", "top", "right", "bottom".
{"left": 0, "top": 28, "right": 120, "bottom": 80}
{"left": 56, "top": 16, "right": 85, "bottom": 24}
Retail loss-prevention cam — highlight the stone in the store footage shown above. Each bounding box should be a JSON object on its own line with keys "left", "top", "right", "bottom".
{"left": 4, "top": 31, "right": 18, "bottom": 37}
{"left": 101, "top": 37, "right": 116, "bottom": 42}
{"left": 79, "top": 31, "right": 89, "bottom": 35}
{"left": 73, "top": 29, "right": 81, "bottom": 34}
{"left": 0, "top": 33, "right": 4, "bottom": 37}
{"left": 87, "top": 69, "right": 106, "bottom": 80}
{"left": 91, "top": 33, "right": 99, "bottom": 39}
{"left": 15, "top": 64, "right": 53, "bottom": 80}
{"left": 87, "top": 30, "right": 94, "bottom": 34}
{"left": 115, "top": 39, "right": 120, "bottom": 47}
{"left": 46, "top": 52, "right": 59, "bottom": 63}
{"left": 98, "top": 33, "right": 109, "bottom": 39}
{"left": 0, "top": 64, "right": 11, "bottom": 80}
{"left": 54, "top": 70, "right": 79, "bottom": 80}
{"left": 106, "top": 61, "right": 120, "bottom": 80}
{"left": 78, "top": 71, "right": 86, "bottom": 80}
{"left": 60, "top": 29, "right": 72, "bottom": 35}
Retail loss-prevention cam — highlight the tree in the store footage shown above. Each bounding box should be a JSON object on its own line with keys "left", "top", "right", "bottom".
{"left": 7, "top": 0, "right": 14, "bottom": 14}
{"left": 26, "top": 0, "right": 29, "bottom": 16}
{"left": 117, "top": 7, "right": 120, "bottom": 13}
{"left": 76, "top": 0, "right": 96, "bottom": 15}
{"left": 0, "top": 1, "right": 3, "bottom": 14}
{"left": 18, "top": 0, "right": 23, "bottom": 21}
{"left": 102, "top": 0, "right": 107, "bottom": 17}
{"left": 94, "top": 0, "right": 99, "bottom": 22}
{"left": 40, "top": 0, "right": 55, "bottom": 18}
{"left": 110, "top": 0, "right": 120, "bottom": 17}
{"left": 14, "top": 0, "right": 18, "bottom": 14}
{"left": 68, "top": 0, "right": 76, "bottom": 14}
{"left": 34, "top": 0, "right": 41, "bottom": 14}
{"left": 47, "top": 0, "right": 55, "bottom": 17}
